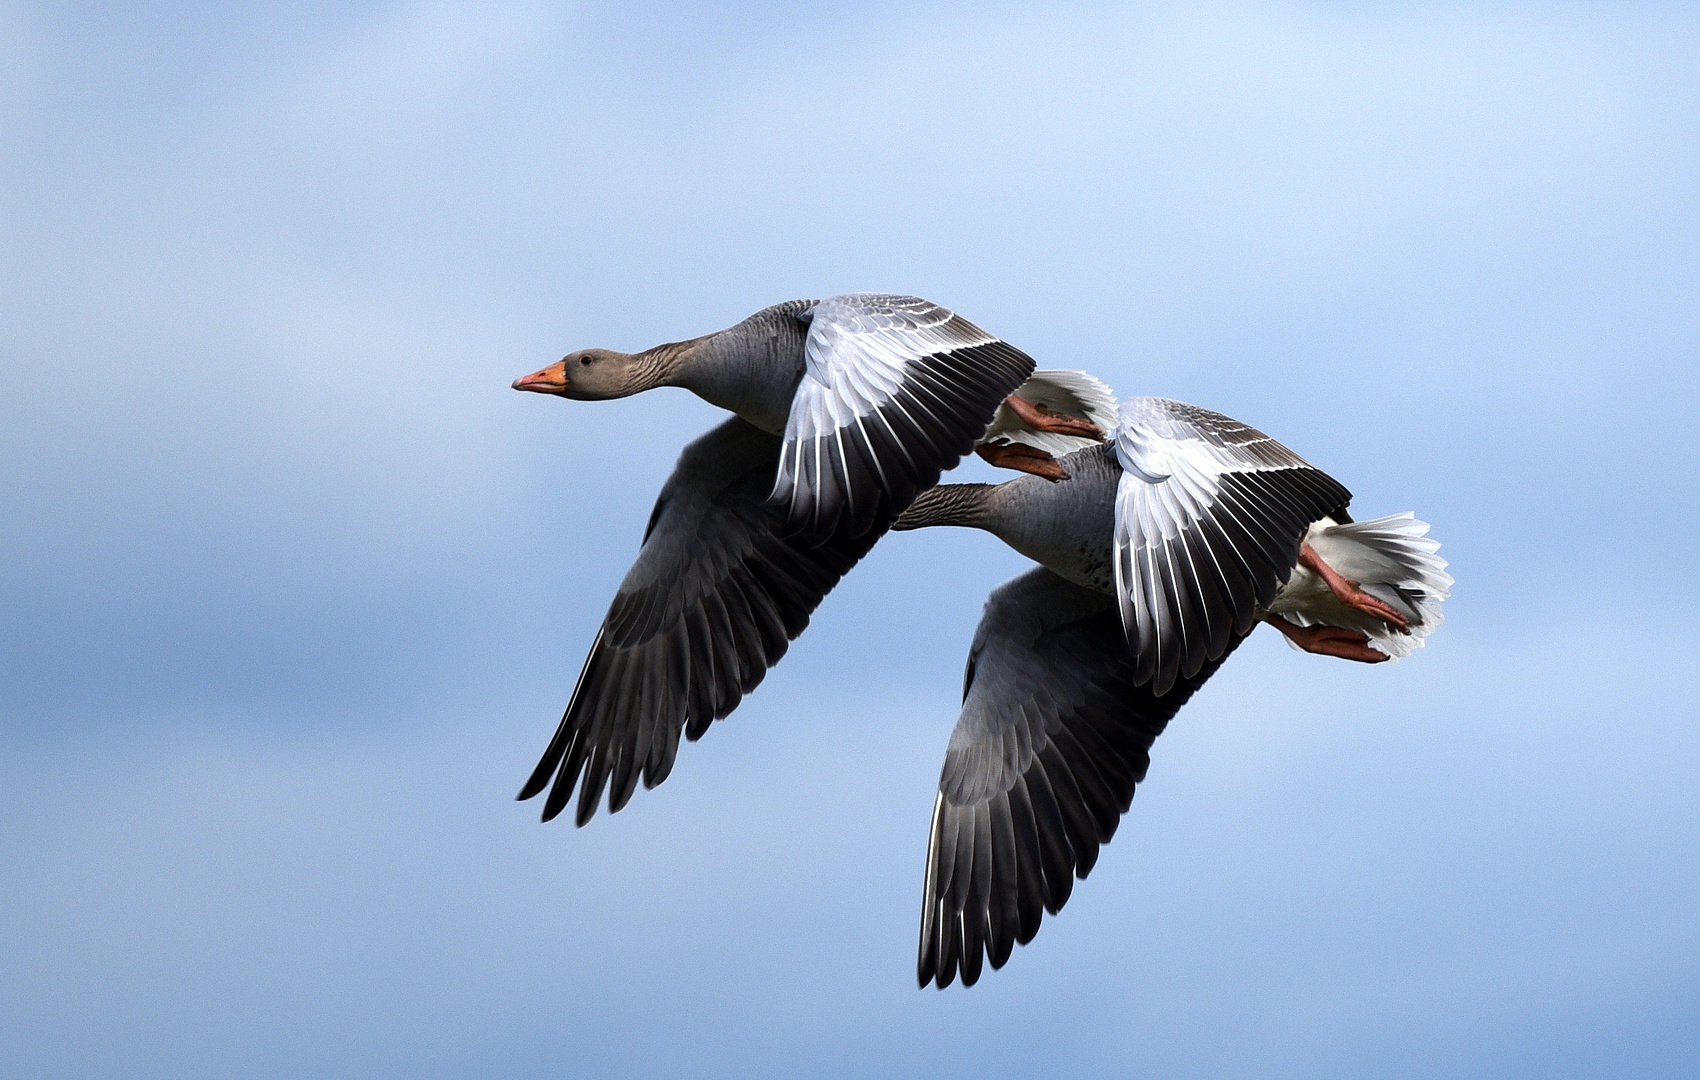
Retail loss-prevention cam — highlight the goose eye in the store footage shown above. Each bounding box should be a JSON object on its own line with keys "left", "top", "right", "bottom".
{"left": 579, "top": 355, "right": 593, "bottom": 366}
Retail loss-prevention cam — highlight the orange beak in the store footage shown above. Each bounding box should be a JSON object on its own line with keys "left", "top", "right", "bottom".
{"left": 512, "top": 360, "right": 569, "bottom": 395}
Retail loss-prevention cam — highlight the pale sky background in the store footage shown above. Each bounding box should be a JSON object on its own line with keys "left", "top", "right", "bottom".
{"left": 3, "top": 2, "right": 1698, "bottom": 1077}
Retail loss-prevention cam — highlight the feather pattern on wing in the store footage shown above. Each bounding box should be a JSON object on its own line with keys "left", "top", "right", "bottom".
{"left": 1112, "top": 397, "right": 1351, "bottom": 695}
{"left": 917, "top": 567, "right": 1242, "bottom": 989}
{"left": 770, "top": 294, "right": 1034, "bottom": 546}
{"left": 518, "top": 417, "right": 881, "bottom": 825}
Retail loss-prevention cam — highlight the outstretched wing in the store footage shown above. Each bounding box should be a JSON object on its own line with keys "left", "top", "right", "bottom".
{"left": 1113, "top": 397, "right": 1351, "bottom": 696}
{"left": 770, "top": 294, "right": 1034, "bottom": 546}
{"left": 917, "top": 567, "right": 1242, "bottom": 989}
{"left": 519, "top": 417, "right": 882, "bottom": 826}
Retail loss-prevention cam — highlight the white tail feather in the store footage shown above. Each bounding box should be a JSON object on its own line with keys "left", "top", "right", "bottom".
{"left": 1266, "top": 512, "right": 1451, "bottom": 660}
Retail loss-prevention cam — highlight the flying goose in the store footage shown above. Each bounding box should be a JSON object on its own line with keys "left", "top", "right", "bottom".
{"left": 895, "top": 396, "right": 1449, "bottom": 986}
{"left": 510, "top": 294, "right": 1107, "bottom": 825}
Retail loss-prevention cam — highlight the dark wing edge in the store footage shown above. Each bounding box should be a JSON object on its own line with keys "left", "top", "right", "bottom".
{"left": 917, "top": 568, "right": 1245, "bottom": 989}
{"left": 517, "top": 417, "right": 882, "bottom": 826}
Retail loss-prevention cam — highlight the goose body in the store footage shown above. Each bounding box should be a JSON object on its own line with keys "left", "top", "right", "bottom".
{"left": 897, "top": 395, "right": 1449, "bottom": 986}
{"left": 512, "top": 294, "right": 1037, "bottom": 824}
{"left": 901, "top": 396, "right": 1451, "bottom": 678}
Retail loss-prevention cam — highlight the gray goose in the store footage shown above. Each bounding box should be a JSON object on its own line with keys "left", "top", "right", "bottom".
{"left": 509, "top": 294, "right": 1109, "bottom": 826}
{"left": 895, "top": 395, "right": 1449, "bottom": 987}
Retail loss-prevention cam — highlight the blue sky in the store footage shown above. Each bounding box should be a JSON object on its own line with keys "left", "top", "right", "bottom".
{"left": 2, "top": 2, "right": 1698, "bottom": 1077}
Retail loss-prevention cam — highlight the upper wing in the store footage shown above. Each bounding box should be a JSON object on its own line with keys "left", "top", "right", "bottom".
{"left": 518, "top": 417, "right": 882, "bottom": 826}
{"left": 1113, "top": 396, "right": 1351, "bottom": 696}
{"left": 770, "top": 294, "right": 1035, "bottom": 546}
{"left": 917, "top": 567, "right": 1242, "bottom": 989}
{"left": 980, "top": 368, "right": 1120, "bottom": 456}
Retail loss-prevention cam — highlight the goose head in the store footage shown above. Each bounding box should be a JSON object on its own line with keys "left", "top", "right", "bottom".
{"left": 512, "top": 348, "right": 656, "bottom": 401}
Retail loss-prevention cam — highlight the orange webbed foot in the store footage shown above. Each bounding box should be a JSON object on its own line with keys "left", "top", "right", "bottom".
{"left": 1264, "top": 616, "right": 1390, "bottom": 664}
{"left": 1298, "top": 542, "right": 1411, "bottom": 633}
{"left": 999, "top": 394, "right": 1106, "bottom": 442}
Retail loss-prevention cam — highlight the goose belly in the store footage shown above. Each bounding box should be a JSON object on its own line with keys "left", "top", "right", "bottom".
{"left": 992, "top": 447, "right": 1119, "bottom": 593}
{"left": 993, "top": 487, "right": 1117, "bottom": 594}
{"left": 1010, "top": 533, "right": 1116, "bottom": 595}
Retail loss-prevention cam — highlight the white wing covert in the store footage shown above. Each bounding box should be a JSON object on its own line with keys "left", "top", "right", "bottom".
{"left": 1112, "top": 397, "right": 1352, "bottom": 695}
{"left": 770, "top": 294, "right": 1034, "bottom": 546}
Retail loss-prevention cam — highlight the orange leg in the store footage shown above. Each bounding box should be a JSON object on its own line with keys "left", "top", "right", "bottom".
{"left": 999, "top": 395, "right": 1105, "bottom": 441}
{"left": 1299, "top": 542, "right": 1411, "bottom": 632}
{"left": 1264, "top": 615, "right": 1389, "bottom": 664}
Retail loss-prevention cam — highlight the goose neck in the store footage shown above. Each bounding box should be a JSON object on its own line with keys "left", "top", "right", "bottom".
{"left": 663, "top": 318, "right": 808, "bottom": 434}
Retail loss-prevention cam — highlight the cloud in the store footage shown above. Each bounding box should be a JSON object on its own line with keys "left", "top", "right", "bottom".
{"left": 3, "top": 617, "right": 1696, "bottom": 1078}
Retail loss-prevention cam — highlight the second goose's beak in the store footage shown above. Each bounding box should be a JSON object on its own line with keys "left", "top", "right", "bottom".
{"left": 512, "top": 360, "right": 569, "bottom": 394}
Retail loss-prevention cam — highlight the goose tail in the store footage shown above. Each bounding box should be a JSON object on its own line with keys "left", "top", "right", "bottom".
{"left": 1274, "top": 512, "right": 1453, "bottom": 659}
